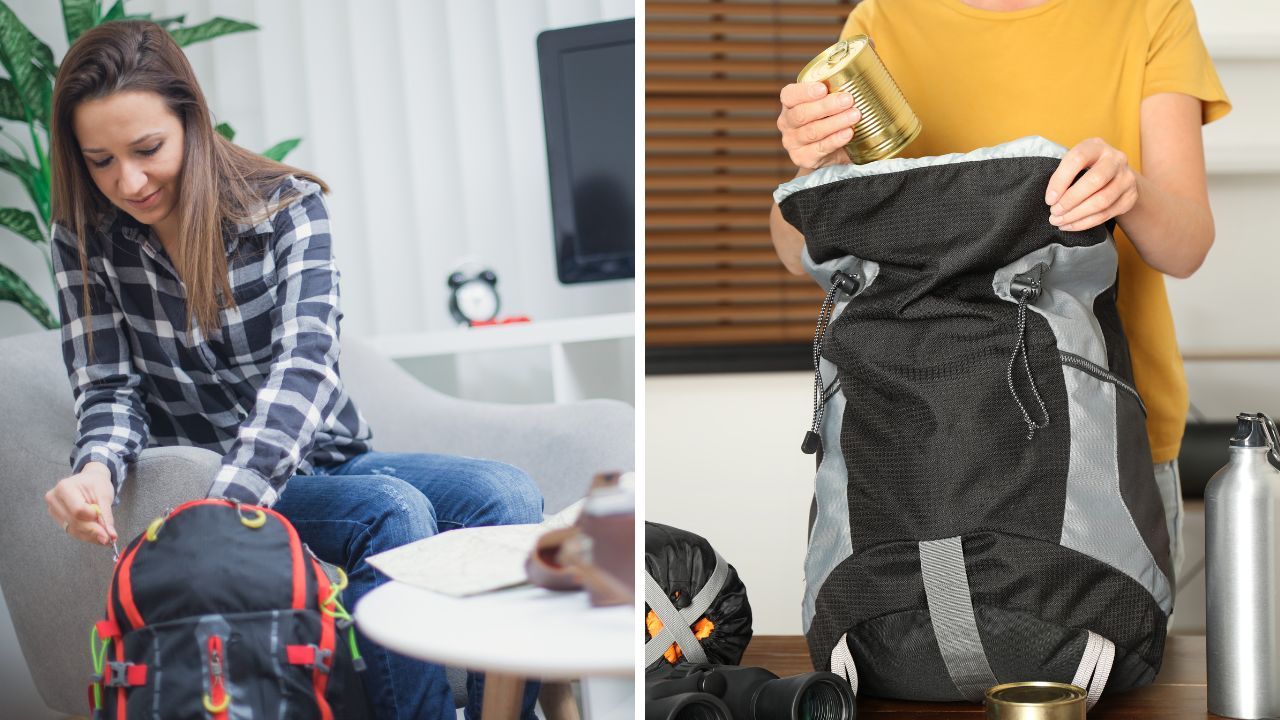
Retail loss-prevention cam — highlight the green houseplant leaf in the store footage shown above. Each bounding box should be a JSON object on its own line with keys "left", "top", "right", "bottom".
{"left": 0, "top": 1, "right": 57, "bottom": 129}
{"left": 152, "top": 14, "right": 186, "bottom": 30}
{"left": 261, "top": 138, "right": 300, "bottom": 162}
{"left": 168, "top": 18, "right": 256, "bottom": 47}
{"left": 0, "top": 77, "right": 22, "bottom": 121}
{"left": 61, "top": 0, "right": 100, "bottom": 44}
{"left": 214, "top": 122, "right": 234, "bottom": 141}
{"left": 0, "top": 262, "right": 55, "bottom": 328}
{"left": 99, "top": 0, "right": 124, "bottom": 23}
{"left": 0, "top": 207, "right": 43, "bottom": 244}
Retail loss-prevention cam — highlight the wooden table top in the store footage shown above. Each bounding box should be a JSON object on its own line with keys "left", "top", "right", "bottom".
{"left": 740, "top": 634, "right": 1217, "bottom": 718}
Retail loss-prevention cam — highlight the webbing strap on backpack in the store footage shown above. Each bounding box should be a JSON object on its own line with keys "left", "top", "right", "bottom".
{"left": 1072, "top": 630, "right": 1116, "bottom": 709}
{"left": 644, "top": 552, "right": 729, "bottom": 666}
{"left": 829, "top": 634, "right": 859, "bottom": 696}
{"left": 919, "top": 536, "right": 1000, "bottom": 702}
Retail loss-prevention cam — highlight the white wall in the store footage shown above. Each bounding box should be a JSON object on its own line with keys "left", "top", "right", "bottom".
{"left": 647, "top": 2, "right": 1280, "bottom": 635}
{"left": 0, "top": 0, "right": 635, "bottom": 345}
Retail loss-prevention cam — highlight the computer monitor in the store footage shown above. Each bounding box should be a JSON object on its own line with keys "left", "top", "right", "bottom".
{"left": 537, "top": 18, "right": 635, "bottom": 284}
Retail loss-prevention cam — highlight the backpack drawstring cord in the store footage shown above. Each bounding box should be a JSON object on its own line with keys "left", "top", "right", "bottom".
{"left": 1006, "top": 273, "right": 1051, "bottom": 440}
{"left": 803, "top": 270, "right": 860, "bottom": 455}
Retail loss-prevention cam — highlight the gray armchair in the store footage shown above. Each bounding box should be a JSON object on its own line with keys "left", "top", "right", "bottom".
{"left": 0, "top": 329, "right": 633, "bottom": 717}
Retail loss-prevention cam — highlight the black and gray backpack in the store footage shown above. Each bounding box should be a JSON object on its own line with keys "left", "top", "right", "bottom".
{"left": 775, "top": 136, "right": 1171, "bottom": 707}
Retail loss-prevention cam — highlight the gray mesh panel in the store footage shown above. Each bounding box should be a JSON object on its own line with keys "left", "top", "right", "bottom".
{"left": 994, "top": 243, "right": 1172, "bottom": 613}
{"left": 801, "top": 249, "right": 878, "bottom": 634}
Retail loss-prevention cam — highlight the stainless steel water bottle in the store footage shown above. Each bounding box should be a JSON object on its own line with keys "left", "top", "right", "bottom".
{"left": 1206, "top": 412, "right": 1280, "bottom": 719}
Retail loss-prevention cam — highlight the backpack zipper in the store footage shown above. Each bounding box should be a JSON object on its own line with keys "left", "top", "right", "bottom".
{"left": 1059, "top": 350, "right": 1148, "bottom": 416}
{"left": 204, "top": 635, "right": 230, "bottom": 717}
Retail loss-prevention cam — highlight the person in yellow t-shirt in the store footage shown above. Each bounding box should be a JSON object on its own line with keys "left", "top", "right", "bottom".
{"left": 769, "top": 0, "right": 1230, "bottom": 584}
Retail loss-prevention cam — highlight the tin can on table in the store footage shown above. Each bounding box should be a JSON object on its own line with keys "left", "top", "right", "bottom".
{"left": 797, "top": 35, "right": 922, "bottom": 164}
{"left": 985, "top": 682, "right": 1087, "bottom": 720}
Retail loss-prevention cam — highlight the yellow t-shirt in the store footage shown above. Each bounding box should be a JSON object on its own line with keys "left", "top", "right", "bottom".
{"left": 839, "top": 0, "right": 1231, "bottom": 463}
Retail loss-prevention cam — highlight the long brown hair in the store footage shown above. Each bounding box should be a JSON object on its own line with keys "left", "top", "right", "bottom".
{"left": 50, "top": 20, "right": 328, "bottom": 335}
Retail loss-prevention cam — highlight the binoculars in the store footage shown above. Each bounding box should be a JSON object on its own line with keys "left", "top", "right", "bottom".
{"left": 646, "top": 664, "right": 856, "bottom": 720}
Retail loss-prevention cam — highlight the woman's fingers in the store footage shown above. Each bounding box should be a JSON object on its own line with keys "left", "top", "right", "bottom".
{"left": 1050, "top": 155, "right": 1120, "bottom": 218}
{"left": 783, "top": 107, "right": 860, "bottom": 151}
{"left": 71, "top": 496, "right": 109, "bottom": 544}
{"left": 1045, "top": 139, "right": 1101, "bottom": 204}
{"left": 45, "top": 475, "right": 114, "bottom": 544}
{"left": 779, "top": 81, "right": 829, "bottom": 109}
{"left": 1056, "top": 187, "right": 1139, "bottom": 232}
{"left": 1044, "top": 138, "right": 1135, "bottom": 232}
{"left": 78, "top": 479, "right": 117, "bottom": 541}
{"left": 1050, "top": 174, "right": 1127, "bottom": 228}
{"left": 781, "top": 90, "right": 853, "bottom": 130}
{"left": 97, "top": 501, "right": 117, "bottom": 542}
{"left": 778, "top": 83, "right": 858, "bottom": 169}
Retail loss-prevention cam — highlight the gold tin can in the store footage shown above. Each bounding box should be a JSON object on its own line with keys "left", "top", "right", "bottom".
{"left": 797, "top": 35, "right": 922, "bottom": 164}
{"left": 985, "top": 682, "right": 1087, "bottom": 720}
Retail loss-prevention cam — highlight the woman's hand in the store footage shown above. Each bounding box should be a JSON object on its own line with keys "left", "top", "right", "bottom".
{"left": 777, "top": 82, "right": 861, "bottom": 171}
{"left": 1045, "top": 137, "right": 1139, "bottom": 232}
{"left": 45, "top": 462, "right": 117, "bottom": 545}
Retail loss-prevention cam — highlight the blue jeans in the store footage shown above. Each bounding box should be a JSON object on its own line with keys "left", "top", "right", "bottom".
{"left": 273, "top": 451, "right": 545, "bottom": 720}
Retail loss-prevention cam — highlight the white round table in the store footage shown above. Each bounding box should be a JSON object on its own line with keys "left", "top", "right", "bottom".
{"left": 355, "top": 581, "right": 634, "bottom": 719}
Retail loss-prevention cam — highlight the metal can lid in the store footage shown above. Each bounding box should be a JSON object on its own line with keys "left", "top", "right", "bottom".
{"left": 987, "top": 682, "right": 1086, "bottom": 706}
{"left": 798, "top": 35, "right": 871, "bottom": 84}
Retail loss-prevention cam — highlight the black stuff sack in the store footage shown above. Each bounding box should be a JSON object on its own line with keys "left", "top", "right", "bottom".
{"left": 88, "top": 498, "right": 369, "bottom": 719}
{"left": 776, "top": 136, "right": 1171, "bottom": 708}
{"left": 644, "top": 521, "right": 753, "bottom": 677}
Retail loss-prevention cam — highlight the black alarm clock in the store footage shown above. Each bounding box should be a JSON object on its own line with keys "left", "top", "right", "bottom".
{"left": 447, "top": 267, "right": 500, "bottom": 325}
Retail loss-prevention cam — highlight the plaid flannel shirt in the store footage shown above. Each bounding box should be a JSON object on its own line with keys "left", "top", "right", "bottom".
{"left": 52, "top": 177, "right": 373, "bottom": 507}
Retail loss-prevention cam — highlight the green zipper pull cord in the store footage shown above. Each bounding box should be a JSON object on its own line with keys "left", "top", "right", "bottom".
{"left": 320, "top": 567, "right": 366, "bottom": 671}
{"left": 89, "top": 624, "right": 111, "bottom": 710}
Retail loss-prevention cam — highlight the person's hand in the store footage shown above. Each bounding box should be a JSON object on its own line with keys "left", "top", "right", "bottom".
{"left": 778, "top": 82, "right": 861, "bottom": 171}
{"left": 1045, "top": 137, "right": 1139, "bottom": 232}
{"left": 45, "top": 462, "right": 117, "bottom": 545}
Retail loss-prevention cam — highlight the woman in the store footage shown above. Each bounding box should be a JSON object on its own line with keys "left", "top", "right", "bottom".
{"left": 770, "top": 0, "right": 1230, "bottom": 592}
{"left": 42, "top": 20, "right": 543, "bottom": 720}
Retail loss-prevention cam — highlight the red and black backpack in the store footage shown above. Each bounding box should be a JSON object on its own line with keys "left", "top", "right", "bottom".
{"left": 88, "top": 498, "right": 369, "bottom": 719}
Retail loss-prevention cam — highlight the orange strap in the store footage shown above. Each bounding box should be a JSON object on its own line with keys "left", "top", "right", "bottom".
{"left": 312, "top": 558, "right": 336, "bottom": 720}
{"left": 116, "top": 539, "right": 146, "bottom": 631}
{"left": 286, "top": 644, "right": 333, "bottom": 670}
{"left": 265, "top": 505, "right": 307, "bottom": 610}
{"left": 115, "top": 629, "right": 126, "bottom": 718}
{"left": 95, "top": 619, "right": 120, "bottom": 639}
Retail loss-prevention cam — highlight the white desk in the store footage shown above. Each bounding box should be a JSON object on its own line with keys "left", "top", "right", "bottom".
{"left": 354, "top": 582, "right": 634, "bottom": 719}
{"left": 367, "top": 312, "right": 634, "bottom": 404}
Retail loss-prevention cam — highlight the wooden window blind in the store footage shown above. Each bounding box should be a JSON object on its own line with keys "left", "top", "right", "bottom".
{"left": 646, "top": 0, "right": 856, "bottom": 371}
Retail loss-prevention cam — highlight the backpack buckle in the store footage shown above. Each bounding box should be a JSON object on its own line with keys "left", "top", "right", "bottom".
{"left": 287, "top": 644, "right": 333, "bottom": 673}
{"left": 312, "top": 646, "right": 333, "bottom": 674}
{"left": 103, "top": 661, "right": 145, "bottom": 688}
